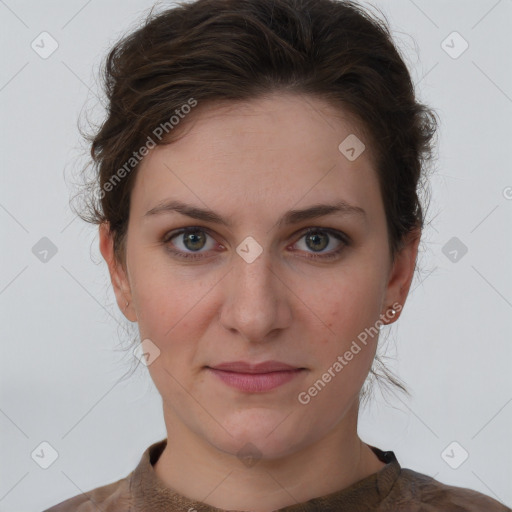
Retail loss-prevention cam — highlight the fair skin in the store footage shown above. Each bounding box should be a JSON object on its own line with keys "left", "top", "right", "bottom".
{"left": 99, "top": 93, "right": 420, "bottom": 512}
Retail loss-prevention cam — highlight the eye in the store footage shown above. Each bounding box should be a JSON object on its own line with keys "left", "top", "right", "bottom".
{"left": 292, "top": 228, "right": 349, "bottom": 260}
{"left": 163, "top": 227, "right": 220, "bottom": 259}
{"left": 163, "top": 226, "right": 349, "bottom": 261}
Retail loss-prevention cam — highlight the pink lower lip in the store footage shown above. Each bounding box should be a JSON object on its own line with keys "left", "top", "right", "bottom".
{"left": 207, "top": 368, "right": 305, "bottom": 392}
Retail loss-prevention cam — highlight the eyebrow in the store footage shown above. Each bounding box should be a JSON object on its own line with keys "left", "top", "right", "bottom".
{"left": 144, "top": 199, "right": 367, "bottom": 227}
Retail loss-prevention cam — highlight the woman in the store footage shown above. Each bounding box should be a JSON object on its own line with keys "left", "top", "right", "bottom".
{"left": 44, "top": 0, "right": 510, "bottom": 510}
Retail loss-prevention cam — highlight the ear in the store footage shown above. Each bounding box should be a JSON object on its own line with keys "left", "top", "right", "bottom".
{"left": 98, "top": 223, "right": 137, "bottom": 322}
{"left": 381, "top": 227, "right": 421, "bottom": 324}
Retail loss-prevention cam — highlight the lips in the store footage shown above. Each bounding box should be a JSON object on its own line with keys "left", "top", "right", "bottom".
{"left": 209, "top": 360, "right": 303, "bottom": 373}
{"left": 206, "top": 361, "right": 306, "bottom": 392}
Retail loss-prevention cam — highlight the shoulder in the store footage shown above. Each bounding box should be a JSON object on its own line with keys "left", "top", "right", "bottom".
{"left": 42, "top": 473, "right": 132, "bottom": 512}
{"left": 384, "top": 467, "right": 511, "bottom": 512}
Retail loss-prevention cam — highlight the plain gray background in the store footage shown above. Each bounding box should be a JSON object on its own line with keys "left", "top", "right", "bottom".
{"left": 1, "top": 0, "right": 511, "bottom": 510}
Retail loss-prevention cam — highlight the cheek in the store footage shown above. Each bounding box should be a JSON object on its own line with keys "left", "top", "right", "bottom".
{"left": 308, "top": 269, "right": 383, "bottom": 343}
{"left": 126, "top": 245, "right": 190, "bottom": 335}
{"left": 132, "top": 278, "right": 174, "bottom": 340}
{"left": 302, "top": 298, "right": 379, "bottom": 416}
{"left": 303, "top": 270, "right": 383, "bottom": 399}
{"left": 128, "top": 256, "right": 218, "bottom": 369}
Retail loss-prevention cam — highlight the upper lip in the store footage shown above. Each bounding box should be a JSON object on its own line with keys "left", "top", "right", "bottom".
{"left": 208, "top": 361, "right": 303, "bottom": 373}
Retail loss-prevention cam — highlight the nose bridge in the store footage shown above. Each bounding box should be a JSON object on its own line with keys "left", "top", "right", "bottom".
{"left": 232, "top": 242, "right": 276, "bottom": 307}
{"left": 232, "top": 233, "right": 275, "bottom": 287}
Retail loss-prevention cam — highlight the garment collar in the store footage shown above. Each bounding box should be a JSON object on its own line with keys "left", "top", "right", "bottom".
{"left": 129, "top": 438, "right": 401, "bottom": 511}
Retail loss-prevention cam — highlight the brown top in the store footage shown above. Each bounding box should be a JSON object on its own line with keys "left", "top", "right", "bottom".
{"left": 43, "top": 438, "right": 511, "bottom": 512}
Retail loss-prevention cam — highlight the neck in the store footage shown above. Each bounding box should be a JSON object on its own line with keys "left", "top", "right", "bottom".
{"left": 153, "top": 402, "right": 386, "bottom": 512}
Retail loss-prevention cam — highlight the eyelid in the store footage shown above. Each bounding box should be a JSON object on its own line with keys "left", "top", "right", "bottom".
{"left": 162, "top": 226, "right": 217, "bottom": 244}
{"left": 294, "top": 226, "right": 350, "bottom": 243}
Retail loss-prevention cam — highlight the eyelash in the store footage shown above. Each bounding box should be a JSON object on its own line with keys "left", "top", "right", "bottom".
{"left": 162, "top": 227, "right": 350, "bottom": 261}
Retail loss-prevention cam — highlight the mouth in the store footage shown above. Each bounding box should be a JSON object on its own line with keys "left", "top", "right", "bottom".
{"left": 205, "top": 361, "right": 307, "bottom": 392}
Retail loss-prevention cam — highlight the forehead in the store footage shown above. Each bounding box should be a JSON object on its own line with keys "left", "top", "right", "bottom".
{"left": 131, "top": 93, "right": 383, "bottom": 224}
{"left": 160, "top": 93, "right": 373, "bottom": 164}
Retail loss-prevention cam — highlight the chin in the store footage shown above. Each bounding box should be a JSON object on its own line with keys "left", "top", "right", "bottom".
{"left": 204, "top": 410, "right": 309, "bottom": 461}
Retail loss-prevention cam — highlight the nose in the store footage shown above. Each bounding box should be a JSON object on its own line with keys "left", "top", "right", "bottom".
{"left": 219, "top": 246, "right": 293, "bottom": 344}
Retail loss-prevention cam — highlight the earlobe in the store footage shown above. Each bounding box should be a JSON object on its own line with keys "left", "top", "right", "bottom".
{"left": 98, "top": 223, "right": 136, "bottom": 322}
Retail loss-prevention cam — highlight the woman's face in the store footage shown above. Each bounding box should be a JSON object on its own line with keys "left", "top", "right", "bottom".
{"left": 101, "top": 93, "right": 418, "bottom": 460}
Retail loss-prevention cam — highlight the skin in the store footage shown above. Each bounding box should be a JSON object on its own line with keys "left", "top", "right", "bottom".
{"left": 99, "top": 92, "right": 420, "bottom": 511}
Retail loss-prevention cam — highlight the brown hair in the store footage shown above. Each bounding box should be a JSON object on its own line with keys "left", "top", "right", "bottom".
{"left": 74, "top": 0, "right": 439, "bottom": 402}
